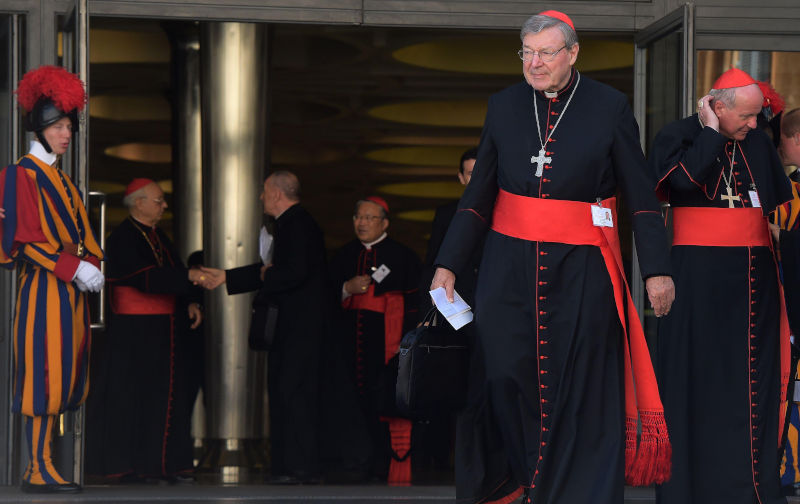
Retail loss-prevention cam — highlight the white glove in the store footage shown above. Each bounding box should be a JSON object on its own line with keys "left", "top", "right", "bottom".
{"left": 73, "top": 276, "right": 89, "bottom": 292}
{"left": 73, "top": 261, "right": 104, "bottom": 293}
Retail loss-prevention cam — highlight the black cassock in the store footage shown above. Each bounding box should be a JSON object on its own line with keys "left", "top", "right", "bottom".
{"left": 225, "top": 204, "right": 332, "bottom": 479}
{"left": 651, "top": 116, "right": 792, "bottom": 504}
{"left": 435, "top": 70, "right": 671, "bottom": 504}
{"left": 330, "top": 236, "right": 421, "bottom": 478}
{"left": 86, "top": 217, "right": 199, "bottom": 478}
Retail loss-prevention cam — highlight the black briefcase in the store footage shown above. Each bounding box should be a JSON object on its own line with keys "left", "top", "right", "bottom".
{"left": 396, "top": 307, "right": 468, "bottom": 418}
{"left": 248, "top": 302, "right": 279, "bottom": 351}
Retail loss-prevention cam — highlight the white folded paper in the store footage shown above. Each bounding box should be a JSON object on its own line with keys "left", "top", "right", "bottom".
{"left": 259, "top": 226, "right": 274, "bottom": 265}
{"left": 429, "top": 287, "right": 473, "bottom": 330}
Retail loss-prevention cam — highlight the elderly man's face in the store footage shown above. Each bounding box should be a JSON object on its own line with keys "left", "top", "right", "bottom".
{"left": 138, "top": 182, "right": 167, "bottom": 225}
{"left": 522, "top": 27, "right": 578, "bottom": 93}
{"left": 260, "top": 177, "right": 279, "bottom": 217}
{"left": 715, "top": 84, "right": 762, "bottom": 141}
{"left": 781, "top": 131, "right": 800, "bottom": 167}
{"left": 353, "top": 201, "right": 388, "bottom": 243}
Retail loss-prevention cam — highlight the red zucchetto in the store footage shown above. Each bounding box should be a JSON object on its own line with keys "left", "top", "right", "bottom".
{"left": 125, "top": 178, "right": 155, "bottom": 197}
{"left": 712, "top": 68, "right": 757, "bottom": 90}
{"left": 538, "top": 10, "right": 575, "bottom": 31}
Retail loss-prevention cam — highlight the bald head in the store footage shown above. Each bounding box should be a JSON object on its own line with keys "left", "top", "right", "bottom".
{"left": 261, "top": 170, "right": 301, "bottom": 217}
{"left": 269, "top": 170, "right": 300, "bottom": 202}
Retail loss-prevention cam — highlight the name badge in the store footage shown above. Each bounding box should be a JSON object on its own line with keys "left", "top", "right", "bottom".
{"left": 372, "top": 264, "right": 391, "bottom": 283}
{"left": 748, "top": 190, "right": 761, "bottom": 208}
{"left": 591, "top": 205, "right": 614, "bottom": 228}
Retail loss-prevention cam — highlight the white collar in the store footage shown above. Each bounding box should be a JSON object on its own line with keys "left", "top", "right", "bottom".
{"left": 28, "top": 140, "right": 58, "bottom": 167}
{"left": 361, "top": 232, "right": 388, "bottom": 250}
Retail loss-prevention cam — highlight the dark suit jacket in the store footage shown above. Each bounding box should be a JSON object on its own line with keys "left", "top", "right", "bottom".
{"left": 419, "top": 199, "right": 482, "bottom": 318}
{"left": 226, "top": 203, "right": 328, "bottom": 348}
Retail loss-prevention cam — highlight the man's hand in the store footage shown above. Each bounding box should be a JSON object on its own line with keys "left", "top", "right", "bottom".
{"left": 769, "top": 222, "right": 780, "bottom": 244}
{"left": 260, "top": 263, "right": 272, "bottom": 281}
{"left": 194, "top": 266, "right": 226, "bottom": 290}
{"left": 344, "top": 274, "right": 371, "bottom": 294}
{"left": 188, "top": 303, "right": 203, "bottom": 329}
{"left": 697, "top": 94, "right": 719, "bottom": 132}
{"left": 645, "top": 275, "right": 675, "bottom": 318}
{"left": 0, "top": 207, "right": 5, "bottom": 219}
{"left": 431, "top": 267, "right": 456, "bottom": 303}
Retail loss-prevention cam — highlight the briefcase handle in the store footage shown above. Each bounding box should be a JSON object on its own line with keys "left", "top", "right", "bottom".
{"left": 421, "top": 306, "right": 439, "bottom": 327}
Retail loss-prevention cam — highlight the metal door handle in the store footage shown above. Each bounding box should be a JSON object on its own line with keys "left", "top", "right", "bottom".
{"left": 88, "top": 191, "right": 106, "bottom": 331}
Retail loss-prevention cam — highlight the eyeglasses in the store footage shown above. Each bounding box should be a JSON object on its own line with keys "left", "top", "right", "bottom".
{"left": 518, "top": 45, "right": 568, "bottom": 63}
{"left": 140, "top": 197, "right": 165, "bottom": 205}
{"left": 353, "top": 214, "right": 384, "bottom": 223}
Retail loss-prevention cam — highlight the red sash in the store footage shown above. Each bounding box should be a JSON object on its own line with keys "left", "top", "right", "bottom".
{"left": 672, "top": 206, "right": 791, "bottom": 445}
{"left": 492, "top": 189, "right": 670, "bottom": 486}
{"left": 111, "top": 285, "right": 175, "bottom": 315}
{"left": 672, "top": 207, "right": 771, "bottom": 246}
{"left": 342, "top": 283, "right": 410, "bottom": 485}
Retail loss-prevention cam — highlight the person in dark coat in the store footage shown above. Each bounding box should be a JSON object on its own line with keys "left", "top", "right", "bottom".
{"left": 330, "top": 196, "right": 421, "bottom": 485}
{"left": 199, "top": 171, "right": 329, "bottom": 484}
{"left": 650, "top": 68, "right": 793, "bottom": 504}
{"left": 430, "top": 10, "right": 675, "bottom": 504}
{"left": 86, "top": 178, "right": 203, "bottom": 483}
{"left": 414, "top": 147, "right": 479, "bottom": 482}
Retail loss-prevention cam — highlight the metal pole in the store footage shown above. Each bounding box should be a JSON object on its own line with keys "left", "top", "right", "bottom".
{"left": 199, "top": 21, "right": 268, "bottom": 483}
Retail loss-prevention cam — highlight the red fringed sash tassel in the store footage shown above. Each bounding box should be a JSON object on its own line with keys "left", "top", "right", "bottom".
{"left": 492, "top": 189, "right": 671, "bottom": 485}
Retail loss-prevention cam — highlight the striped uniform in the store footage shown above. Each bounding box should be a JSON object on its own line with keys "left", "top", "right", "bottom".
{"left": 0, "top": 152, "right": 103, "bottom": 485}
{"left": 779, "top": 176, "right": 800, "bottom": 489}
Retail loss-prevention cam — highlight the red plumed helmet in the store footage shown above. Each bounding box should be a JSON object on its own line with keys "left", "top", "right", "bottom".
{"left": 757, "top": 80, "right": 785, "bottom": 117}
{"left": 15, "top": 65, "right": 86, "bottom": 133}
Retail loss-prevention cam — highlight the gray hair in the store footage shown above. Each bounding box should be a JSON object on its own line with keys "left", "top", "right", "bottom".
{"left": 708, "top": 88, "right": 737, "bottom": 109}
{"left": 123, "top": 187, "right": 147, "bottom": 209}
{"left": 268, "top": 170, "right": 301, "bottom": 201}
{"left": 355, "top": 200, "right": 387, "bottom": 219}
{"left": 520, "top": 14, "right": 578, "bottom": 47}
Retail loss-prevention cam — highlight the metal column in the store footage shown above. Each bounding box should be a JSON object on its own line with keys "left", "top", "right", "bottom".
{"left": 198, "top": 21, "right": 268, "bottom": 483}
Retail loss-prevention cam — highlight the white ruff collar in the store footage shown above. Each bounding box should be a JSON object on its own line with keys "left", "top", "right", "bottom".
{"left": 28, "top": 140, "right": 58, "bottom": 166}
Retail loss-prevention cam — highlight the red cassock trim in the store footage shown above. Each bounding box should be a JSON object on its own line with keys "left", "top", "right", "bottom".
{"left": 491, "top": 189, "right": 671, "bottom": 486}
{"left": 343, "top": 283, "right": 405, "bottom": 365}
{"left": 110, "top": 285, "right": 175, "bottom": 315}
{"left": 671, "top": 206, "right": 791, "bottom": 450}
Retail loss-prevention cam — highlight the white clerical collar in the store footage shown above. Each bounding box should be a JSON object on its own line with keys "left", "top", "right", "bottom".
{"left": 361, "top": 232, "right": 387, "bottom": 250}
{"left": 544, "top": 91, "right": 558, "bottom": 98}
{"left": 29, "top": 140, "right": 58, "bottom": 166}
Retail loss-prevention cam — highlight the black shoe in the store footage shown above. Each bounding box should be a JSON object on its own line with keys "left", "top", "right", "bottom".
{"left": 170, "top": 474, "right": 196, "bottom": 485}
{"left": 267, "top": 474, "right": 303, "bottom": 485}
{"left": 20, "top": 480, "right": 82, "bottom": 494}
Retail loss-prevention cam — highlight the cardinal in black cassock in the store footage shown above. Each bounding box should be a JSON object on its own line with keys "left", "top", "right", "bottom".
{"left": 330, "top": 196, "right": 421, "bottom": 484}
{"left": 431, "top": 11, "right": 674, "bottom": 504}
{"left": 86, "top": 178, "right": 202, "bottom": 481}
{"left": 650, "top": 68, "right": 792, "bottom": 504}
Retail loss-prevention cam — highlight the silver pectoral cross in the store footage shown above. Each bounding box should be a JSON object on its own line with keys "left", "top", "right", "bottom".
{"left": 721, "top": 186, "right": 741, "bottom": 208}
{"left": 530, "top": 148, "right": 552, "bottom": 178}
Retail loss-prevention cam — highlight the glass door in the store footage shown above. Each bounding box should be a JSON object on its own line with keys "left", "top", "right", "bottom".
{"left": 0, "top": 11, "right": 23, "bottom": 487}
{"left": 632, "top": 3, "right": 695, "bottom": 347}
{"left": 54, "top": 0, "right": 92, "bottom": 486}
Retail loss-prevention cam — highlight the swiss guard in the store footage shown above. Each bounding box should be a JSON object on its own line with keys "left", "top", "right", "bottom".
{"left": 0, "top": 65, "right": 104, "bottom": 493}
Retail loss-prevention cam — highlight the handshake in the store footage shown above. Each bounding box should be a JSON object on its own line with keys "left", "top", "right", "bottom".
{"left": 189, "top": 267, "right": 226, "bottom": 290}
